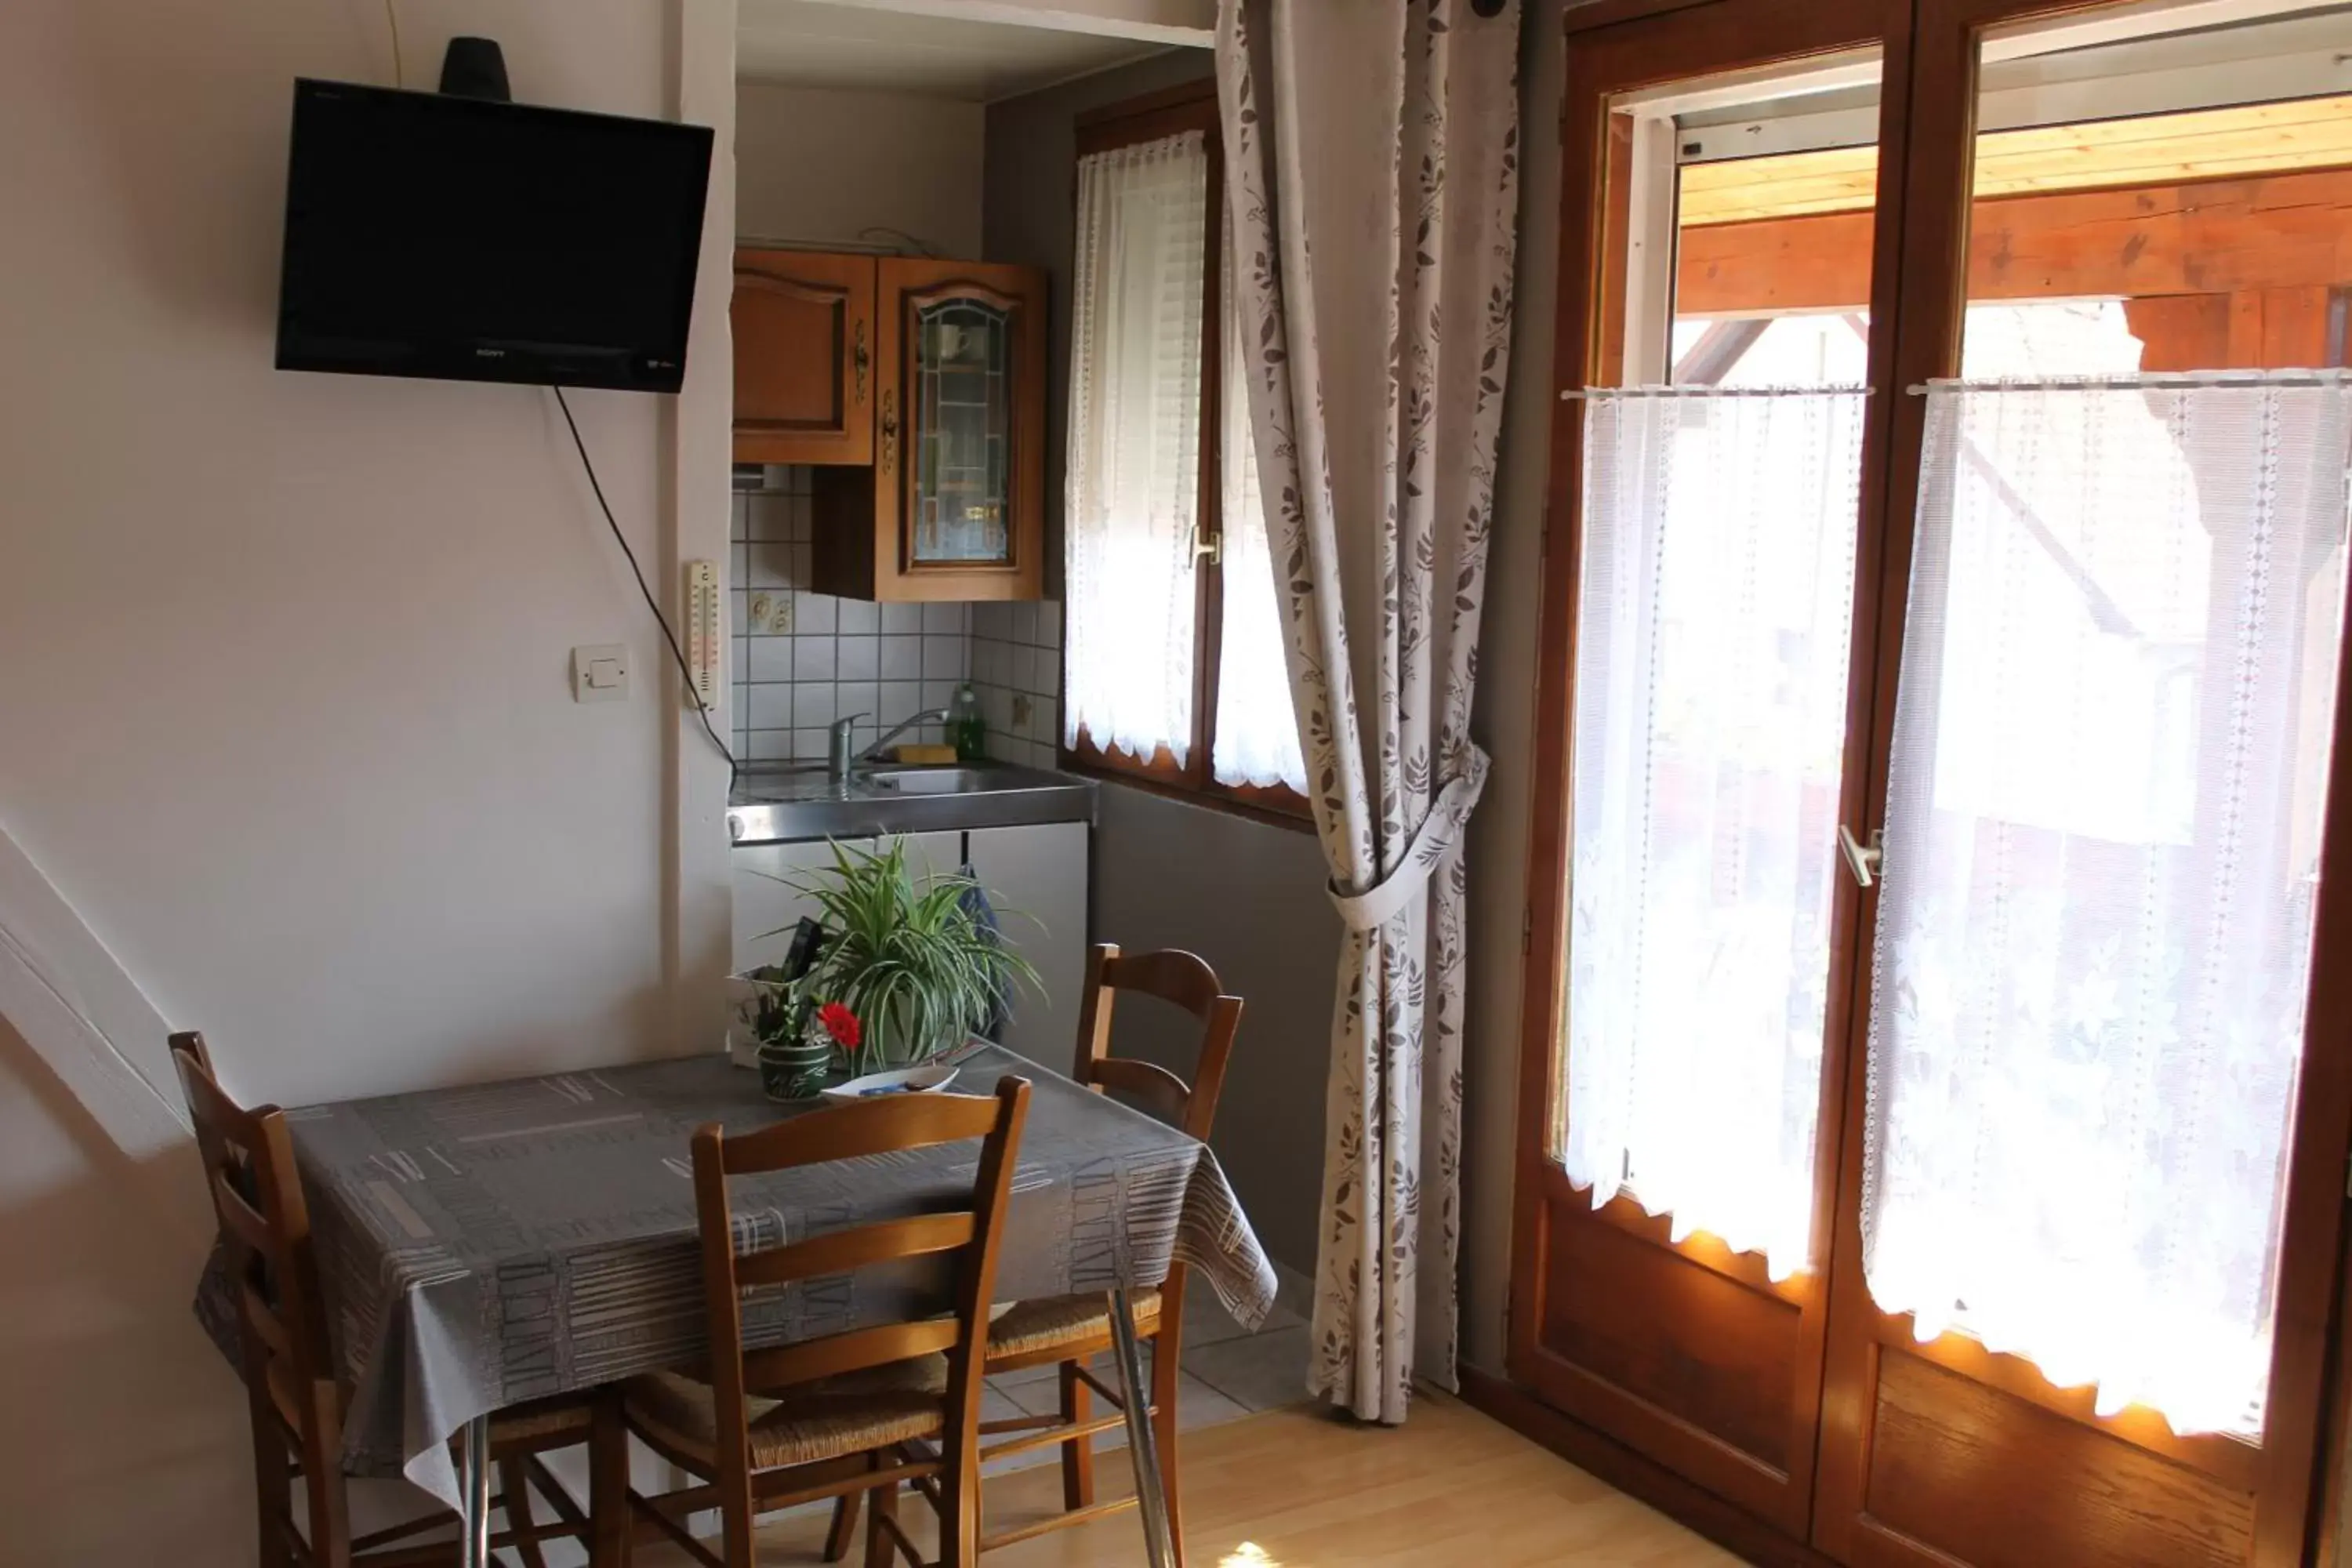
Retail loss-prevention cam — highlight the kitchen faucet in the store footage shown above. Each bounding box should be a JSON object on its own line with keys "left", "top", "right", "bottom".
{"left": 827, "top": 706, "right": 952, "bottom": 782}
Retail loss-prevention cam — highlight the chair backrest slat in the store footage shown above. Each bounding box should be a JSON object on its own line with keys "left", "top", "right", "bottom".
{"left": 717, "top": 1090, "right": 1007, "bottom": 1174}
{"left": 1086, "top": 1058, "right": 1194, "bottom": 1130}
{"left": 1073, "top": 944, "right": 1245, "bottom": 1145}
{"left": 209, "top": 1168, "right": 279, "bottom": 1254}
{"left": 239, "top": 1278, "right": 293, "bottom": 1359}
{"left": 1102, "top": 949, "right": 1225, "bottom": 1019}
{"left": 739, "top": 1319, "right": 962, "bottom": 1394}
{"left": 732, "top": 1211, "right": 978, "bottom": 1290}
{"left": 263, "top": 1358, "right": 309, "bottom": 1439}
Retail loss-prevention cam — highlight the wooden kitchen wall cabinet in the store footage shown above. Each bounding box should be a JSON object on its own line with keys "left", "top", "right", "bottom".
{"left": 811, "top": 258, "right": 1048, "bottom": 603}
{"left": 732, "top": 249, "right": 875, "bottom": 466}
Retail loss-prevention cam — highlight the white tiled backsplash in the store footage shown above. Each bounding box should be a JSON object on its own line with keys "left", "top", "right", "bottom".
{"left": 969, "top": 600, "right": 1063, "bottom": 769}
{"left": 729, "top": 466, "right": 1063, "bottom": 770}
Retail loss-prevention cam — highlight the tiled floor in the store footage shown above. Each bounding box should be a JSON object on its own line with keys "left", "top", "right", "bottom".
{"left": 979, "top": 1284, "right": 1312, "bottom": 1476}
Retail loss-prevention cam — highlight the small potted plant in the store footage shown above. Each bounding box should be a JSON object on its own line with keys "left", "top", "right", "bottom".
{"left": 757, "top": 837, "right": 1040, "bottom": 1076}
{"left": 726, "top": 964, "right": 798, "bottom": 1071}
{"left": 750, "top": 999, "right": 857, "bottom": 1102}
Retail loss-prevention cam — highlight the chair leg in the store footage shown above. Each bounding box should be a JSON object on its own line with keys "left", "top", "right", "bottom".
{"left": 249, "top": 1407, "right": 292, "bottom": 1568}
{"left": 590, "top": 1394, "right": 631, "bottom": 1568}
{"left": 498, "top": 1454, "right": 550, "bottom": 1568}
{"left": 940, "top": 1444, "right": 979, "bottom": 1568}
{"left": 863, "top": 1479, "right": 900, "bottom": 1568}
{"left": 823, "top": 1458, "right": 868, "bottom": 1563}
{"left": 1149, "top": 1329, "right": 1185, "bottom": 1568}
{"left": 1058, "top": 1359, "right": 1094, "bottom": 1512}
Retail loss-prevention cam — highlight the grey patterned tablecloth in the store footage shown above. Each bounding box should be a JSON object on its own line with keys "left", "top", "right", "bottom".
{"left": 197, "top": 1044, "right": 1274, "bottom": 1505}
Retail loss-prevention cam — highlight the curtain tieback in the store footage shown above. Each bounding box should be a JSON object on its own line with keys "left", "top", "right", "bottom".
{"left": 1327, "top": 744, "right": 1490, "bottom": 932}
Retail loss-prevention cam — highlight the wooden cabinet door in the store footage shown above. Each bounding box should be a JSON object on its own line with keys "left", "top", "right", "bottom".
{"left": 1510, "top": 0, "right": 1911, "bottom": 1544}
{"left": 732, "top": 249, "right": 874, "bottom": 466}
{"left": 815, "top": 258, "right": 1048, "bottom": 602}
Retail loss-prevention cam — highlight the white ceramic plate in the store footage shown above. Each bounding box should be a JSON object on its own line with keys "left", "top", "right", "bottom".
{"left": 821, "top": 1065, "right": 960, "bottom": 1102}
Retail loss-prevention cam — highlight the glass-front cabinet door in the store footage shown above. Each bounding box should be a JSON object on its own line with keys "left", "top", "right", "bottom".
{"left": 910, "top": 296, "right": 1014, "bottom": 566}
{"left": 812, "top": 258, "right": 1047, "bottom": 602}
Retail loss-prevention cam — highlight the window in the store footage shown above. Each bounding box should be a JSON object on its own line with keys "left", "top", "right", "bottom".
{"left": 1060, "top": 84, "right": 1308, "bottom": 818}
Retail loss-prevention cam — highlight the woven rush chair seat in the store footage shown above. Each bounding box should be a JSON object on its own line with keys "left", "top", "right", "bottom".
{"left": 985, "top": 1290, "right": 1161, "bottom": 1363}
{"left": 622, "top": 1361, "right": 950, "bottom": 1472}
{"left": 488, "top": 1395, "right": 597, "bottom": 1446}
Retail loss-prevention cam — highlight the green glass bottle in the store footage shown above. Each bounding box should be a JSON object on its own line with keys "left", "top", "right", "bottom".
{"left": 949, "top": 681, "right": 986, "bottom": 762}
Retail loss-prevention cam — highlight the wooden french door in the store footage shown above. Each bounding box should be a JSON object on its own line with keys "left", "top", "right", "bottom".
{"left": 1512, "top": 1, "right": 2352, "bottom": 1565}
{"left": 1509, "top": 0, "right": 1916, "bottom": 1541}
{"left": 1811, "top": 2, "right": 2352, "bottom": 1564}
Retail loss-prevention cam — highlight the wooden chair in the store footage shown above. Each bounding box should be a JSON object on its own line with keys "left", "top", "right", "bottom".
{"left": 620, "top": 1077, "right": 1033, "bottom": 1568}
{"left": 169, "top": 1031, "right": 626, "bottom": 1568}
{"left": 829, "top": 946, "right": 1242, "bottom": 1563}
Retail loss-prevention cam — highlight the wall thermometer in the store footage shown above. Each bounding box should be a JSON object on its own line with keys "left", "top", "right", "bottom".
{"left": 683, "top": 559, "right": 722, "bottom": 711}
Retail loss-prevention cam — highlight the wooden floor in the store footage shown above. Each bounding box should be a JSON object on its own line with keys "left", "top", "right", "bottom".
{"left": 635, "top": 1391, "right": 1739, "bottom": 1566}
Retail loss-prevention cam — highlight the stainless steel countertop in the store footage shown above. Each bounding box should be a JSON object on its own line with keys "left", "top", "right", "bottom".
{"left": 725, "top": 762, "right": 1097, "bottom": 845}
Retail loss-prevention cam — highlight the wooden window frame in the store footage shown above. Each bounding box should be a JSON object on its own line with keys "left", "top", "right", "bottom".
{"left": 1058, "top": 80, "right": 1314, "bottom": 830}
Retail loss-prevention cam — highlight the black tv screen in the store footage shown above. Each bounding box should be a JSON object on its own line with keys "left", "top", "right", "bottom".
{"left": 275, "top": 80, "right": 713, "bottom": 393}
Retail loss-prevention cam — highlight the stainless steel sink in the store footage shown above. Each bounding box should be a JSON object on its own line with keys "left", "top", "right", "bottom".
{"left": 727, "top": 762, "right": 1095, "bottom": 844}
{"left": 862, "top": 767, "right": 995, "bottom": 796}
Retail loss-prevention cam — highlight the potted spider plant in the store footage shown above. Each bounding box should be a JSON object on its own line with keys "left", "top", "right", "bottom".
{"left": 747, "top": 837, "right": 1040, "bottom": 1079}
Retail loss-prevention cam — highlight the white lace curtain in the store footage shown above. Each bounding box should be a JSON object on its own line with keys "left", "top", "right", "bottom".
{"left": 1063, "top": 132, "right": 1209, "bottom": 766}
{"left": 1565, "top": 387, "right": 1865, "bottom": 1281}
{"left": 1863, "top": 376, "right": 2352, "bottom": 1437}
{"left": 1213, "top": 220, "right": 1306, "bottom": 793}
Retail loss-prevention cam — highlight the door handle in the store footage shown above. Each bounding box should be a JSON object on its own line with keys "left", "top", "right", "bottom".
{"left": 1839, "top": 824, "right": 1885, "bottom": 889}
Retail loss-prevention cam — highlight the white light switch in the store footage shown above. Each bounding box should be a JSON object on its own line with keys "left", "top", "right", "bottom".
{"left": 572, "top": 644, "right": 630, "bottom": 703}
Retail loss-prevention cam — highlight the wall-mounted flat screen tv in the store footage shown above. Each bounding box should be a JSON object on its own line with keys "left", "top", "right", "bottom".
{"left": 275, "top": 80, "right": 713, "bottom": 394}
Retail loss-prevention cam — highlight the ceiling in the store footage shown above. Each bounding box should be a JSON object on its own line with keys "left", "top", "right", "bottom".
{"left": 739, "top": 0, "right": 1181, "bottom": 102}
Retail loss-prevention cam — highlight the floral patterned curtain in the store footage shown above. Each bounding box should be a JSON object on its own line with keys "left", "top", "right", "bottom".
{"left": 1214, "top": 0, "right": 1523, "bottom": 1420}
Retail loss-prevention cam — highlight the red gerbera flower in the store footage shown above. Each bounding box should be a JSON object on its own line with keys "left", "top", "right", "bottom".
{"left": 817, "top": 1001, "right": 862, "bottom": 1049}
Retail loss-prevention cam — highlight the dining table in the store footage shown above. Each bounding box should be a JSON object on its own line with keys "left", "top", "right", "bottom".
{"left": 196, "top": 1039, "right": 1278, "bottom": 1568}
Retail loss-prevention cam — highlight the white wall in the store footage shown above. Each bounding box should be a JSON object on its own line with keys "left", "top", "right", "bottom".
{"left": 737, "top": 80, "right": 985, "bottom": 256}
{"left": 0, "top": 0, "right": 735, "bottom": 1559}
{"left": 0, "top": 1014, "right": 244, "bottom": 1563}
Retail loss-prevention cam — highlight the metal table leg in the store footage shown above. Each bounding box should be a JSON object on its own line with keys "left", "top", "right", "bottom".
{"left": 460, "top": 1415, "right": 492, "bottom": 1568}
{"left": 1107, "top": 1286, "right": 1176, "bottom": 1568}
